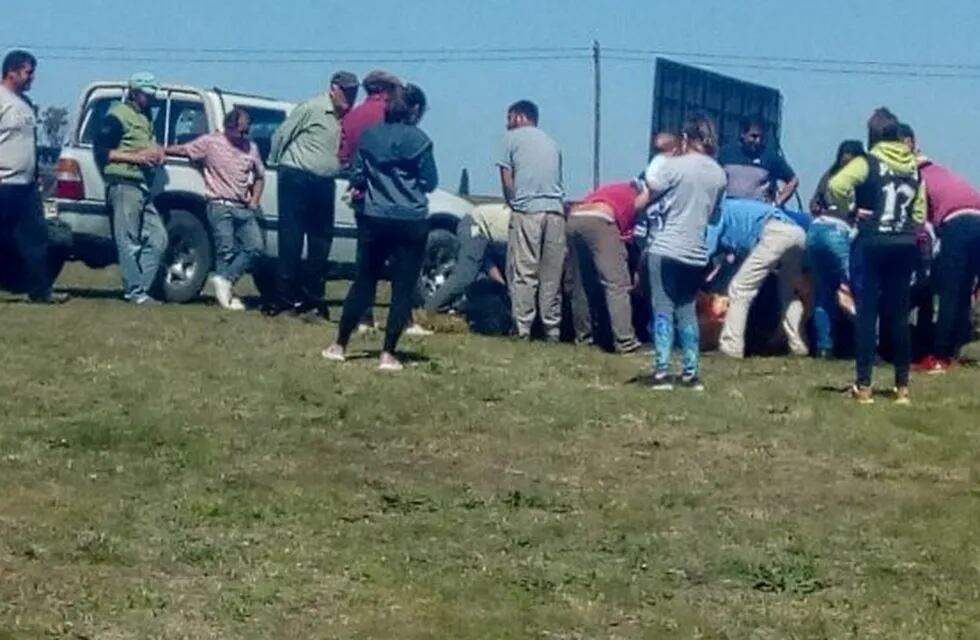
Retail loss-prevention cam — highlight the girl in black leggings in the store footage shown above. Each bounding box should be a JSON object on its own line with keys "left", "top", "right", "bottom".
{"left": 321, "top": 84, "right": 438, "bottom": 371}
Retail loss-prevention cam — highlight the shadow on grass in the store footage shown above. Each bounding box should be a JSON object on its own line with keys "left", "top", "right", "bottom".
{"left": 343, "top": 349, "right": 432, "bottom": 365}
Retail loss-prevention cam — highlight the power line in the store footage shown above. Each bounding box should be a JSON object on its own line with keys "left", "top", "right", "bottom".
{"left": 9, "top": 43, "right": 589, "bottom": 55}
{"left": 11, "top": 41, "right": 978, "bottom": 73}
{"left": 605, "top": 55, "right": 980, "bottom": 80}
{"left": 605, "top": 47, "right": 980, "bottom": 72}
{"left": 35, "top": 53, "right": 589, "bottom": 65}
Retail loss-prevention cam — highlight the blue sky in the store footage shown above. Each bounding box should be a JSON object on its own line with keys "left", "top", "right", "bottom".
{"left": 5, "top": 0, "right": 980, "bottom": 202}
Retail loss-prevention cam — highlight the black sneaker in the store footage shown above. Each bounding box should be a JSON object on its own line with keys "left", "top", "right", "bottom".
{"left": 28, "top": 292, "right": 69, "bottom": 305}
{"left": 651, "top": 371, "right": 674, "bottom": 391}
{"left": 678, "top": 373, "right": 705, "bottom": 391}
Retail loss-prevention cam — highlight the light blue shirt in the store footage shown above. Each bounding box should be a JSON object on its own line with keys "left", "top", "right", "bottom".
{"left": 705, "top": 198, "right": 808, "bottom": 258}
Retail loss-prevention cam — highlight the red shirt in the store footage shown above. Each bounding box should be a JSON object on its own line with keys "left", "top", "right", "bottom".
{"left": 338, "top": 94, "right": 387, "bottom": 167}
{"left": 580, "top": 182, "right": 639, "bottom": 241}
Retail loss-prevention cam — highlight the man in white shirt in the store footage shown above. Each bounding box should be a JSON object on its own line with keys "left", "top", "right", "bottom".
{"left": 0, "top": 50, "right": 64, "bottom": 303}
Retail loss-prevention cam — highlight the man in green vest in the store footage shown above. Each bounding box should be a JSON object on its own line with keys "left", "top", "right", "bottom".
{"left": 94, "top": 72, "right": 167, "bottom": 304}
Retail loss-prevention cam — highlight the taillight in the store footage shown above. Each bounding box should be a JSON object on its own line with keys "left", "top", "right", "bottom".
{"left": 55, "top": 158, "right": 85, "bottom": 200}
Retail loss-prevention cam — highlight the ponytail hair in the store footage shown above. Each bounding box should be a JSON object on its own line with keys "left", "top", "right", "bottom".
{"left": 681, "top": 113, "right": 718, "bottom": 156}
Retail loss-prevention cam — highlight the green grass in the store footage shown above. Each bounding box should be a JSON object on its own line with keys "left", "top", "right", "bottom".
{"left": 2, "top": 264, "right": 979, "bottom": 639}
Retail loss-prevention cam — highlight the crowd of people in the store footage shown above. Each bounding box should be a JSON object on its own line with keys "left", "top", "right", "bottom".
{"left": 2, "top": 49, "right": 978, "bottom": 401}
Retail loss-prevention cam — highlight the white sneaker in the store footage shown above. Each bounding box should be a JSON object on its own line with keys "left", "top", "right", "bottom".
{"left": 404, "top": 323, "right": 434, "bottom": 337}
{"left": 321, "top": 344, "right": 346, "bottom": 362}
{"left": 227, "top": 297, "right": 246, "bottom": 311}
{"left": 356, "top": 322, "right": 378, "bottom": 335}
{"left": 378, "top": 352, "right": 404, "bottom": 371}
{"left": 211, "top": 275, "right": 234, "bottom": 309}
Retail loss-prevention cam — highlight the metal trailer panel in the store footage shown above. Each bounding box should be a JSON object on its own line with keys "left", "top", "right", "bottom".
{"left": 651, "top": 58, "right": 783, "bottom": 156}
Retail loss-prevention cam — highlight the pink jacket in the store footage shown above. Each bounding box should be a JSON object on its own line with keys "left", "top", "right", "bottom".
{"left": 919, "top": 159, "right": 980, "bottom": 226}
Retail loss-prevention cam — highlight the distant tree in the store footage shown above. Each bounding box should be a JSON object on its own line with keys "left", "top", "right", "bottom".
{"left": 458, "top": 168, "right": 470, "bottom": 196}
{"left": 41, "top": 106, "right": 69, "bottom": 148}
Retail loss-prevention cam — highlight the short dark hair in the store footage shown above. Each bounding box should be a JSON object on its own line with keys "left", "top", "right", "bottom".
{"left": 739, "top": 114, "right": 766, "bottom": 133}
{"left": 223, "top": 107, "right": 250, "bottom": 129}
{"left": 897, "top": 122, "right": 915, "bottom": 142}
{"left": 868, "top": 107, "right": 900, "bottom": 146}
{"left": 385, "top": 84, "right": 427, "bottom": 124}
{"left": 508, "top": 100, "right": 539, "bottom": 124}
{"left": 682, "top": 113, "right": 719, "bottom": 156}
{"left": 3, "top": 50, "right": 36, "bottom": 77}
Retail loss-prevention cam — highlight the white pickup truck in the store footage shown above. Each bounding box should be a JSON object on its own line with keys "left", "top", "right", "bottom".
{"left": 50, "top": 82, "right": 471, "bottom": 302}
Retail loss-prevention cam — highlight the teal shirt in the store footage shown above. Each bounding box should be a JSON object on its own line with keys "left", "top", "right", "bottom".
{"left": 268, "top": 95, "right": 341, "bottom": 178}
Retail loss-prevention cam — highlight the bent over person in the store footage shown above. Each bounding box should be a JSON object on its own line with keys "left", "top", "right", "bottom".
{"left": 94, "top": 72, "right": 167, "bottom": 304}
{"left": 566, "top": 180, "right": 650, "bottom": 354}
{"left": 423, "top": 203, "right": 509, "bottom": 314}
{"left": 167, "top": 108, "right": 265, "bottom": 311}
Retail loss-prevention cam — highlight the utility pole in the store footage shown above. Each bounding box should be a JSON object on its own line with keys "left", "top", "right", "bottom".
{"left": 592, "top": 39, "right": 601, "bottom": 189}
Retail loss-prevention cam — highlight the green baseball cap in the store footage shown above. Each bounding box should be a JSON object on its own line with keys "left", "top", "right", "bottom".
{"left": 128, "top": 71, "right": 160, "bottom": 96}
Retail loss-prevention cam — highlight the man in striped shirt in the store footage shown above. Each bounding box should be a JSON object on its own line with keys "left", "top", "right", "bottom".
{"left": 167, "top": 108, "right": 265, "bottom": 310}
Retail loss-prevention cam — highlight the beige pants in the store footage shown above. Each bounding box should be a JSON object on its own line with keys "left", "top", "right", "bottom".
{"left": 507, "top": 211, "right": 566, "bottom": 339}
{"left": 720, "top": 219, "right": 808, "bottom": 356}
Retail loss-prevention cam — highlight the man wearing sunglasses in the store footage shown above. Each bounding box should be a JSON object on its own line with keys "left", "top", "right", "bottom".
{"left": 167, "top": 107, "right": 265, "bottom": 310}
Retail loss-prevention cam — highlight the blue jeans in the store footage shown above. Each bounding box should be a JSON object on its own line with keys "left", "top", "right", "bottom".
{"left": 208, "top": 202, "right": 263, "bottom": 284}
{"left": 806, "top": 221, "right": 851, "bottom": 353}
{"left": 648, "top": 253, "right": 702, "bottom": 376}
{"left": 108, "top": 183, "right": 168, "bottom": 300}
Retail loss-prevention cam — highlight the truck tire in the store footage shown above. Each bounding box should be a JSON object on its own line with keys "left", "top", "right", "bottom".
{"left": 159, "top": 209, "right": 212, "bottom": 303}
{"left": 419, "top": 227, "right": 460, "bottom": 303}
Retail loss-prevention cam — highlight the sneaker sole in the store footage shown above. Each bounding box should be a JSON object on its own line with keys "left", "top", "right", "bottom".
{"left": 320, "top": 350, "right": 346, "bottom": 363}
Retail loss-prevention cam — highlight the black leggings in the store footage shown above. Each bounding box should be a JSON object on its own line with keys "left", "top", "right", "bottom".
{"left": 337, "top": 217, "right": 428, "bottom": 353}
{"left": 853, "top": 236, "right": 918, "bottom": 388}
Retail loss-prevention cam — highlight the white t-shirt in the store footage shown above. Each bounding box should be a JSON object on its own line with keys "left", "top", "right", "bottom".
{"left": 0, "top": 85, "right": 37, "bottom": 185}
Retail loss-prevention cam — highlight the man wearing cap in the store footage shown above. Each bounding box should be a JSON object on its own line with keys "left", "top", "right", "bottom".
{"left": 267, "top": 70, "right": 358, "bottom": 319}
{"left": 338, "top": 70, "right": 401, "bottom": 168}
{"left": 94, "top": 71, "right": 167, "bottom": 304}
{"left": 0, "top": 49, "right": 66, "bottom": 303}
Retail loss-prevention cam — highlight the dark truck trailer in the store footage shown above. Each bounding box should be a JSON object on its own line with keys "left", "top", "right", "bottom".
{"left": 651, "top": 57, "right": 783, "bottom": 155}
{"left": 649, "top": 59, "right": 807, "bottom": 356}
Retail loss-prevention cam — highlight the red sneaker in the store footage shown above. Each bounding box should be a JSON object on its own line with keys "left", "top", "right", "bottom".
{"left": 912, "top": 355, "right": 939, "bottom": 373}
{"left": 929, "top": 358, "right": 957, "bottom": 375}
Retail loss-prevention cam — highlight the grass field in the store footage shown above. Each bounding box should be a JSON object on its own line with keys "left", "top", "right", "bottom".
{"left": 2, "top": 264, "right": 979, "bottom": 639}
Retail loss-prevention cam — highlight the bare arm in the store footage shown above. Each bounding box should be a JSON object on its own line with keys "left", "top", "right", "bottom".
{"left": 774, "top": 175, "right": 800, "bottom": 208}
{"left": 499, "top": 167, "right": 515, "bottom": 206}
{"left": 249, "top": 176, "right": 265, "bottom": 209}
{"left": 164, "top": 144, "right": 190, "bottom": 158}
{"left": 109, "top": 147, "right": 163, "bottom": 165}
{"left": 486, "top": 264, "right": 505, "bottom": 285}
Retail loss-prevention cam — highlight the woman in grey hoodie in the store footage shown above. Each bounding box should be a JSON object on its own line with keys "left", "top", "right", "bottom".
{"left": 322, "top": 84, "right": 438, "bottom": 371}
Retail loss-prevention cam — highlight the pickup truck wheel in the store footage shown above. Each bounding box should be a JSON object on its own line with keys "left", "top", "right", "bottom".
{"left": 159, "top": 209, "right": 212, "bottom": 303}
{"left": 419, "top": 227, "right": 460, "bottom": 302}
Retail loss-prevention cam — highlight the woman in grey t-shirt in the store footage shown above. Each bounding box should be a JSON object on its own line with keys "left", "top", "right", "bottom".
{"left": 644, "top": 114, "right": 727, "bottom": 391}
